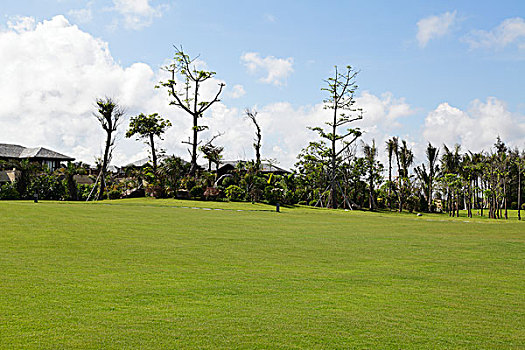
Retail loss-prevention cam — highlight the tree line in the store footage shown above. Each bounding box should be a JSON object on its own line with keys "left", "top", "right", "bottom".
{"left": 1, "top": 46, "right": 523, "bottom": 220}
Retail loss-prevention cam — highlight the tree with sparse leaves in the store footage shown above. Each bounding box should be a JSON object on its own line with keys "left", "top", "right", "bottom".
{"left": 245, "top": 108, "right": 262, "bottom": 171}
{"left": 158, "top": 46, "right": 225, "bottom": 176}
{"left": 199, "top": 133, "right": 224, "bottom": 172}
{"left": 309, "top": 65, "right": 363, "bottom": 209}
{"left": 126, "top": 113, "right": 172, "bottom": 174}
{"left": 93, "top": 97, "right": 124, "bottom": 200}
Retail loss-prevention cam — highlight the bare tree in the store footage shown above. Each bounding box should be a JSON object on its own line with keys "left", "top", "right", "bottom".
{"left": 245, "top": 108, "right": 262, "bottom": 170}
{"left": 93, "top": 97, "right": 124, "bottom": 200}
{"left": 309, "top": 65, "right": 363, "bottom": 209}
{"left": 158, "top": 46, "right": 225, "bottom": 176}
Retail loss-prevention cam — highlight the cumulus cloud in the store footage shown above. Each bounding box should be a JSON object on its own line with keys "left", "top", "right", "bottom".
{"left": 0, "top": 15, "right": 181, "bottom": 166}
{"left": 423, "top": 97, "right": 525, "bottom": 152}
{"left": 0, "top": 15, "right": 419, "bottom": 169}
{"left": 416, "top": 11, "right": 457, "bottom": 47}
{"left": 241, "top": 52, "right": 294, "bottom": 86}
{"left": 247, "top": 91, "right": 415, "bottom": 167}
{"left": 6, "top": 16, "right": 36, "bottom": 32}
{"left": 228, "top": 84, "right": 246, "bottom": 99}
{"left": 112, "top": 0, "right": 168, "bottom": 29}
{"left": 463, "top": 17, "right": 525, "bottom": 50}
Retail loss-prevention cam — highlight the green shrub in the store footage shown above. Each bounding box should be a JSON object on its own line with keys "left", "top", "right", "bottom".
{"left": 298, "top": 200, "right": 307, "bottom": 205}
{"left": 308, "top": 199, "right": 318, "bottom": 207}
{"left": 225, "top": 185, "right": 244, "bottom": 201}
{"left": 264, "top": 185, "right": 284, "bottom": 204}
{"left": 108, "top": 190, "right": 121, "bottom": 200}
{"left": 77, "top": 184, "right": 95, "bottom": 201}
{"left": 0, "top": 183, "right": 20, "bottom": 200}
{"left": 28, "top": 174, "right": 66, "bottom": 200}
{"left": 222, "top": 176, "right": 236, "bottom": 188}
{"left": 189, "top": 185, "right": 204, "bottom": 199}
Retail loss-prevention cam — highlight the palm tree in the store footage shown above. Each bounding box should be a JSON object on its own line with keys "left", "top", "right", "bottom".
{"left": 425, "top": 143, "right": 439, "bottom": 212}
{"left": 385, "top": 138, "right": 397, "bottom": 210}
{"left": 391, "top": 137, "right": 403, "bottom": 211}
{"left": 469, "top": 151, "right": 485, "bottom": 216}
{"left": 398, "top": 140, "right": 414, "bottom": 212}
{"left": 441, "top": 144, "right": 461, "bottom": 217}
{"left": 363, "top": 140, "right": 380, "bottom": 210}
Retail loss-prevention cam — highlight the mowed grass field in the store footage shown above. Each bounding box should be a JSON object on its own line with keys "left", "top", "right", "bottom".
{"left": 0, "top": 199, "right": 523, "bottom": 349}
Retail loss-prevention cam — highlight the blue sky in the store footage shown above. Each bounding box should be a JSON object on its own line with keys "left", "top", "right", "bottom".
{"left": 0, "top": 1, "right": 524, "bottom": 167}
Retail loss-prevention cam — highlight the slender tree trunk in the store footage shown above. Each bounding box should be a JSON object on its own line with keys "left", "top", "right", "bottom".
{"left": 255, "top": 144, "right": 261, "bottom": 171}
{"left": 388, "top": 157, "right": 392, "bottom": 211}
{"left": 479, "top": 178, "right": 483, "bottom": 217}
{"left": 517, "top": 161, "right": 521, "bottom": 220}
{"left": 396, "top": 154, "right": 402, "bottom": 212}
{"left": 190, "top": 113, "right": 198, "bottom": 176}
{"left": 504, "top": 180, "right": 508, "bottom": 219}
{"left": 98, "top": 131, "right": 112, "bottom": 200}
{"left": 456, "top": 191, "right": 460, "bottom": 218}
{"left": 368, "top": 178, "right": 374, "bottom": 210}
{"left": 428, "top": 175, "right": 432, "bottom": 213}
{"left": 150, "top": 133, "right": 157, "bottom": 174}
{"left": 330, "top": 106, "right": 337, "bottom": 209}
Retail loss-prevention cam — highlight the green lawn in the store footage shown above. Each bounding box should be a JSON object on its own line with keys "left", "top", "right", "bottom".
{"left": 0, "top": 199, "right": 523, "bottom": 349}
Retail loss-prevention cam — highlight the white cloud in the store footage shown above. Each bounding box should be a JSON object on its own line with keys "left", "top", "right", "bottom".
{"left": 7, "top": 16, "right": 36, "bottom": 32}
{"left": 241, "top": 52, "right": 294, "bottom": 86}
{"left": 68, "top": 2, "right": 93, "bottom": 24}
{"left": 0, "top": 15, "right": 179, "bottom": 166}
{"left": 0, "top": 15, "right": 421, "bottom": 170}
{"left": 423, "top": 98, "right": 525, "bottom": 152}
{"left": 463, "top": 17, "right": 525, "bottom": 50}
{"left": 416, "top": 11, "right": 457, "bottom": 48}
{"left": 112, "top": 0, "right": 168, "bottom": 30}
{"left": 228, "top": 84, "right": 246, "bottom": 99}
{"left": 244, "top": 91, "right": 416, "bottom": 168}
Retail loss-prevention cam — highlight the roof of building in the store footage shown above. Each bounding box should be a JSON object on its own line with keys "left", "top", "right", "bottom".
{"left": 124, "top": 157, "right": 151, "bottom": 168}
{"left": 218, "top": 160, "right": 290, "bottom": 173}
{"left": 0, "top": 143, "right": 74, "bottom": 161}
{"left": 124, "top": 155, "right": 194, "bottom": 168}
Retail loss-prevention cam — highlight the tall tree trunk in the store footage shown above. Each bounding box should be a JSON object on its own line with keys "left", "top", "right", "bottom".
{"left": 150, "top": 133, "right": 157, "bottom": 174}
{"left": 387, "top": 159, "right": 391, "bottom": 210}
{"left": 330, "top": 105, "right": 337, "bottom": 209}
{"left": 518, "top": 162, "right": 521, "bottom": 220}
{"left": 456, "top": 191, "right": 461, "bottom": 218}
{"left": 396, "top": 154, "right": 402, "bottom": 212}
{"left": 190, "top": 113, "right": 198, "bottom": 176}
{"left": 98, "top": 131, "right": 112, "bottom": 200}
{"left": 504, "top": 180, "right": 508, "bottom": 219}
{"left": 368, "top": 178, "right": 374, "bottom": 210}
{"left": 428, "top": 175, "right": 432, "bottom": 213}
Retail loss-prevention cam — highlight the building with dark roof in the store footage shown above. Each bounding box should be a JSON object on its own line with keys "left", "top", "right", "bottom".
{"left": 216, "top": 160, "right": 290, "bottom": 178}
{"left": 0, "top": 143, "right": 74, "bottom": 171}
